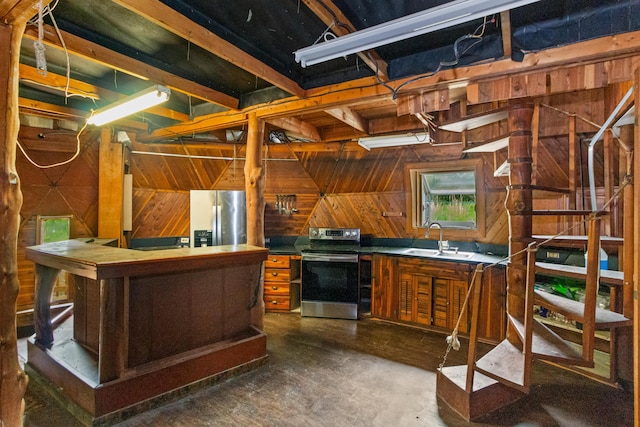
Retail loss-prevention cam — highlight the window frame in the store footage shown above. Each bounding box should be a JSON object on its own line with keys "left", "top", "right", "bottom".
{"left": 404, "top": 159, "right": 485, "bottom": 240}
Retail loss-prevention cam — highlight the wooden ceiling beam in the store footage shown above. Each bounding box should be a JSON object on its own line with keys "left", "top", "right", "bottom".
{"left": 302, "top": 0, "right": 388, "bottom": 79}
{"left": 143, "top": 29, "right": 640, "bottom": 141}
{"left": 23, "top": 24, "right": 240, "bottom": 109}
{"left": 324, "top": 106, "right": 368, "bottom": 133}
{"left": 1, "top": 0, "right": 52, "bottom": 25}
{"left": 19, "top": 64, "right": 190, "bottom": 122}
{"left": 112, "top": 0, "right": 305, "bottom": 99}
{"left": 18, "top": 97, "right": 87, "bottom": 118}
{"left": 266, "top": 116, "right": 321, "bottom": 142}
{"left": 500, "top": 11, "right": 512, "bottom": 59}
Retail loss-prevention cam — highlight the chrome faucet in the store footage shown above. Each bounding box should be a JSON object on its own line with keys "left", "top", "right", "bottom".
{"left": 426, "top": 222, "right": 444, "bottom": 254}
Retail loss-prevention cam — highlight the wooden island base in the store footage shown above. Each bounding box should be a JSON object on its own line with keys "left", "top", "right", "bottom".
{"left": 24, "top": 240, "right": 269, "bottom": 425}
{"left": 26, "top": 321, "right": 267, "bottom": 425}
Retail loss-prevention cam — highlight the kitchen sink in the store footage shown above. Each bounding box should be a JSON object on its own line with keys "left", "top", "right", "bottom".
{"left": 401, "top": 248, "right": 475, "bottom": 260}
{"left": 401, "top": 248, "right": 440, "bottom": 257}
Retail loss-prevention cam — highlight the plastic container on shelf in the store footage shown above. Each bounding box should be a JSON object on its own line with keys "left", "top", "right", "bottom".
{"left": 584, "top": 247, "right": 608, "bottom": 270}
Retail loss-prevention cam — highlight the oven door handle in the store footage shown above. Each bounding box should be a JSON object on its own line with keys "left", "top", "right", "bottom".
{"left": 302, "top": 253, "right": 359, "bottom": 263}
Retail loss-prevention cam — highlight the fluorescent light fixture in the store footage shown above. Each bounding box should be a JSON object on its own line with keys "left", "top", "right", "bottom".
{"left": 295, "top": 0, "right": 541, "bottom": 67}
{"left": 358, "top": 132, "right": 431, "bottom": 151}
{"left": 87, "top": 85, "right": 170, "bottom": 126}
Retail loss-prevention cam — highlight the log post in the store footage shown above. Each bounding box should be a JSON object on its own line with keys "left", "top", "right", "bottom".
{"left": 0, "top": 19, "right": 28, "bottom": 427}
{"left": 504, "top": 100, "right": 533, "bottom": 342}
{"left": 245, "top": 112, "right": 266, "bottom": 329}
{"left": 633, "top": 67, "right": 640, "bottom": 427}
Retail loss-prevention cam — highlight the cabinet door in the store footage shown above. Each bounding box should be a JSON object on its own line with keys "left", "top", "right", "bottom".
{"left": 398, "top": 272, "right": 433, "bottom": 325}
{"left": 372, "top": 255, "right": 397, "bottom": 319}
{"left": 398, "top": 272, "right": 414, "bottom": 322}
{"left": 415, "top": 275, "right": 433, "bottom": 325}
{"left": 432, "top": 278, "right": 449, "bottom": 328}
{"left": 449, "top": 279, "right": 469, "bottom": 333}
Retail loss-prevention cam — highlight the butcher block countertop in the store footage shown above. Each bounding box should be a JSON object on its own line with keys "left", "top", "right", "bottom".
{"left": 25, "top": 239, "right": 268, "bottom": 280}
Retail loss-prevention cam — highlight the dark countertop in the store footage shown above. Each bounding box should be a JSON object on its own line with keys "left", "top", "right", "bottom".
{"left": 266, "top": 243, "right": 506, "bottom": 266}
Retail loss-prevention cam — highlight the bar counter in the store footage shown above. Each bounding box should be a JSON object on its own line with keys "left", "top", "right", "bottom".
{"left": 25, "top": 239, "right": 268, "bottom": 424}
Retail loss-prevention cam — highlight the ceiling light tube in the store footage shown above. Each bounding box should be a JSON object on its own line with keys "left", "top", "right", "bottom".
{"left": 358, "top": 132, "right": 432, "bottom": 151}
{"left": 87, "top": 85, "right": 171, "bottom": 126}
{"left": 295, "top": 0, "right": 542, "bottom": 67}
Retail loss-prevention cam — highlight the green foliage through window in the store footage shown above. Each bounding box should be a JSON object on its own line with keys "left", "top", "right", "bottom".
{"left": 421, "top": 170, "right": 476, "bottom": 228}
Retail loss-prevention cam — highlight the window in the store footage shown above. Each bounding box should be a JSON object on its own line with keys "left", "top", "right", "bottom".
{"left": 406, "top": 159, "right": 485, "bottom": 236}
{"left": 421, "top": 170, "right": 476, "bottom": 228}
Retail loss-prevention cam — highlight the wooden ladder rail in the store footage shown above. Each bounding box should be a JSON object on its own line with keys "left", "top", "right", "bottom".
{"left": 523, "top": 243, "right": 537, "bottom": 386}
{"left": 581, "top": 215, "right": 602, "bottom": 363}
{"left": 464, "top": 263, "right": 485, "bottom": 392}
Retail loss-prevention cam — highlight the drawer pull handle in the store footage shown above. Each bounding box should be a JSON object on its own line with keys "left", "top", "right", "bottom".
{"left": 272, "top": 286, "right": 279, "bottom": 290}
{"left": 272, "top": 272, "right": 278, "bottom": 276}
{"left": 271, "top": 300, "right": 278, "bottom": 305}
{"left": 271, "top": 258, "right": 278, "bottom": 262}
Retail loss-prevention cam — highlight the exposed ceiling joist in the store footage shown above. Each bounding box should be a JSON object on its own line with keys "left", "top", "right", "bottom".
{"left": 500, "top": 11, "right": 512, "bottom": 59}
{"left": 266, "top": 116, "right": 321, "bottom": 142}
{"left": 19, "top": 64, "right": 190, "bottom": 122}
{"left": 324, "top": 106, "right": 368, "bottom": 133}
{"left": 19, "top": 63, "right": 100, "bottom": 100}
{"left": 302, "top": 0, "right": 388, "bottom": 79}
{"left": 112, "top": 0, "right": 306, "bottom": 99}
{"left": 18, "top": 97, "right": 88, "bottom": 118}
{"left": 1, "top": 0, "right": 51, "bottom": 25}
{"left": 23, "top": 24, "right": 240, "bottom": 109}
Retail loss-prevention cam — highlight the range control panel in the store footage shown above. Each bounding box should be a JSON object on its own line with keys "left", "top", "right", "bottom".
{"left": 309, "top": 227, "right": 360, "bottom": 242}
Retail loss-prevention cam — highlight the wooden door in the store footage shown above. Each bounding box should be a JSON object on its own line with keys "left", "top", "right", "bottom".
{"left": 415, "top": 274, "right": 433, "bottom": 325}
{"left": 432, "top": 278, "right": 449, "bottom": 328}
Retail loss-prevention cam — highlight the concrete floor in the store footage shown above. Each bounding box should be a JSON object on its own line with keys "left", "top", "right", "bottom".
{"left": 21, "top": 313, "right": 633, "bottom": 426}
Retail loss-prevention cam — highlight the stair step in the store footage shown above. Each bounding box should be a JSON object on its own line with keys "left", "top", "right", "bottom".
{"left": 508, "top": 315, "right": 589, "bottom": 367}
{"left": 534, "top": 290, "right": 632, "bottom": 329}
{"left": 437, "top": 365, "right": 526, "bottom": 421}
{"left": 536, "top": 262, "right": 623, "bottom": 287}
{"left": 530, "top": 210, "right": 604, "bottom": 216}
{"left": 475, "top": 339, "right": 528, "bottom": 392}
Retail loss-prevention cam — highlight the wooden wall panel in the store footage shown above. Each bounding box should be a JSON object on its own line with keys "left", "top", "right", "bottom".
{"left": 16, "top": 129, "right": 99, "bottom": 311}
{"left": 131, "top": 189, "right": 189, "bottom": 238}
{"left": 309, "top": 193, "right": 408, "bottom": 238}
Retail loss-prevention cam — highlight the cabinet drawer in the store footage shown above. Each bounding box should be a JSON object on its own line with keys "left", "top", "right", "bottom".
{"left": 264, "top": 282, "right": 291, "bottom": 296}
{"left": 265, "top": 255, "right": 290, "bottom": 268}
{"left": 265, "top": 268, "right": 290, "bottom": 282}
{"left": 264, "top": 295, "right": 291, "bottom": 311}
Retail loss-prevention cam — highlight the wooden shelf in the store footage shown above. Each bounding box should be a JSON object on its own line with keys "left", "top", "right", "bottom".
{"left": 532, "top": 235, "right": 623, "bottom": 251}
{"left": 535, "top": 261, "right": 623, "bottom": 287}
{"left": 463, "top": 136, "right": 509, "bottom": 153}
{"left": 534, "top": 290, "right": 631, "bottom": 329}
{"left": 439, "top": 108, "right": 508, "bottom": 133}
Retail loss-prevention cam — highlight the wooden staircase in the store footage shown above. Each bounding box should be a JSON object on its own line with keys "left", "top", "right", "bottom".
{"left": 436, "top": 215, "right": 632, "bottom": 420}
{"left": 436, "top": 96, "right": 635, "bottom": 421}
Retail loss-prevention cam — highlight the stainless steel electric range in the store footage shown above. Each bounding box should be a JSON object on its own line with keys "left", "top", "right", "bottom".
{"left": 301, "top": 227, "right": 360, "bottom": 320}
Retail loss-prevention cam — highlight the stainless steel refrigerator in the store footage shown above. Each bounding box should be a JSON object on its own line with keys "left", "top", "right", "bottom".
{"left": 189, "top": 190, "right": 247, "bottom": 247}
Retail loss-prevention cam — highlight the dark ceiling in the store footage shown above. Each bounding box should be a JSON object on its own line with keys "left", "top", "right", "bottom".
{"left": 16, "top": 0, "right": 640, "bottom": 140}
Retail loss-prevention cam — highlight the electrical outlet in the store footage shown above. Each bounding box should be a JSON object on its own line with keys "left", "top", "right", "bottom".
{"left": 546, "top": 251, "right": 560, "bottom": 259}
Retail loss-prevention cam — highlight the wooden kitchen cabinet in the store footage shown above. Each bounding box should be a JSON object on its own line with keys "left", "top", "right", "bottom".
{"left": 264, "top": 254, "right": 300, "bottom": 312}
{"left": 371, "top": 254, "right": 505, "bottom": 342}
{"left": 398, "top": 270, "right": 433, "bottom": 325}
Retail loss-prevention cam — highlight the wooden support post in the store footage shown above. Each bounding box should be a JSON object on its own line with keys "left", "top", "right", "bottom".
{"left": 505, "top": 101, "right": 533, "bottom": 342}
{"left": 633, "top": 67, "right": 640, "bottom": 427}
{"left": 98, "top": 127, "right": 124, "bottom": 246}
{"left": 32, "top": 264, "right": 61, "bottom": 347}
{"left": 0, "top": 19, "right": 29, "bottom": 427}
{"left": 98, "top": 278, "right": 126, "bottom": 383}
{"left": 568, "top": 115, "right": 577, "bottom": 233}
{"left": 245, "top": 112, "right": 266, "bottom": 329}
